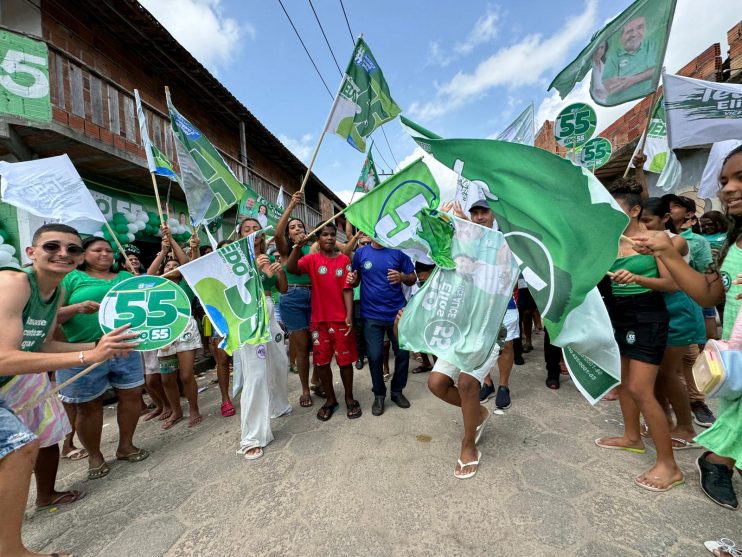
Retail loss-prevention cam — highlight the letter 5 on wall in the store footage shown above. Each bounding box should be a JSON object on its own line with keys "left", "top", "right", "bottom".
{"left": 0, "top": 30, "right": 51, "bottom": 122}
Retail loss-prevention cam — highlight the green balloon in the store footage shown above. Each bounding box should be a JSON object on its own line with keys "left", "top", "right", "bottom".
{"left": 102, "top": 227, "right": 113, "bottom": 239}
{"left": 115, "top": 223, "right": 128, "bottom": 234}
{"left": 0, "top": 229, "right": 9, "bottom": 242}
{"left": 112, "top": 213, "right": 127, "bottom": 224}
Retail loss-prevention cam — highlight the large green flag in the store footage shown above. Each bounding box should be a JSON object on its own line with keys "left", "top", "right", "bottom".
{"left": 167, "top": 94, "right": 246, "bottom": 221}
{"left": 237, "top": 182, "right": 284, "bottom": 231}
{"left": 325, "top": 38, "right": 402, "bottom": 153}
{"left": 178, "top": 232, "right": 269, "bottom": 355}
{"left": 399, "top": 216, "right": 518, "bottom": 372}
{"left": 344, "top": 159, "right": 454, "bottom": 268}
{"left": 548, "top": 0, "right": 676, "bottom": 106}
{"left": 404, "top": 119, "right": 630, "bottom": 404}
{"left": 355, "top": 147, "right": 380, "bottom": 193}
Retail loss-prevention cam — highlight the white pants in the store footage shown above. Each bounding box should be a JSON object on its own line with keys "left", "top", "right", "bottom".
{"left": 233, "top": 299, "right": 291, "bottom": 450}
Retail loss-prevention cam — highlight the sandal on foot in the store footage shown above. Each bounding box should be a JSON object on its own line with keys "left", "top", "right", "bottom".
{"left": 299, "top": 394, "right": 313, "bottom": 408}
{"left": 411, "top": 365, "right": 432, "bottom": 374}
{"left": 346, "top": 400, "right": 362, "bottom": 419}
{"left": 454, "top": 450, "right": 482, "bottom": 480}
{"left": 116, "top": 448, "right": 150, "bottom": 462}
{"left": 475, "top": 407, "right": 491, "bottom": 445}
{"left": 594, "top": 438, "right": 646, "bottom": 454}
{"left": 671, "top": 437, "right": 700, "bottom": 450}
{"left": 634, "top": 474, "right": 684, "bottom": 492}
{"left": 640, "top": 423, "right": 650, "bottom": 438}
{"left": 61, "top": 448, "right": 88, "bottom": 461}
{"left": 221, "top": 401, "right": 236, "bottom": 417}
{"left": 87, "top": 462, "right": 110, "bottom": 480}
{"left": 243, "top": 447, "right": 264, "bottom": 461}
{"left": 310, "top": 384, "right": 327, "bottom": 398}
{"left": 36, "top": 490, "right": 87, "bottom": 511}
{"left": 317, "top": 403, "right": 339, "bottom": 421}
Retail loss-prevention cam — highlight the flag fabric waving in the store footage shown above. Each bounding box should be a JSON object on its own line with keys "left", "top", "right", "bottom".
{"left": 325, "top": 38, "right": 402, "bottom": 153}
{"left": 237, "top": 182, "right": 284, "bottom": 231}
{"left": 0, "top": 154, "right": 106, "bottom": 234}
{"left": 404, "top": 121, "right": 629, "bottom": 403}
{"left": 698, "top": 140, "right": 742, "bottom": 200}
{"left": 344, "top": 158, "right": 451, "bottom": 267}
{"left": 398, "top": 216, "right": 518, "bottom": 373}
{"left": 134, "top": 90, "right": 178, "bottom": 181}
{"left": 496, "top": 104, "right": 535, "bottom": 145}
{"left": 631, "top": 94, "right": 681, "bottom": 192}
{"left": 276, "top": 186, "right": 285, "bottom": 210}
{"left": 664, "top": 73, "right": 742, "bottom": 149}
{"left": 355, "top": 147, "right": 380, "bottom": 193}
{"left": 178, "top": 231, "right": 270, "bottom": 355}
{"left": 167, "top": 92, "right": 245, "bottom": 222}
{"left": 548, "top": 0, "right": 676, "bottom": 106}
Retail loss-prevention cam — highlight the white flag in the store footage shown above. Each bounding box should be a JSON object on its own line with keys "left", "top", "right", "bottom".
{"left": 276, "top": 186, "right": 285, "bottom": 210}
{"left": 698, "top": 139, "right": 742, "bottom": 200}
{"left": 665, "top": 73, "right": 742, "bottom": 149}
{"left": 0, "top": 155, "right": 106, "bottom": 234}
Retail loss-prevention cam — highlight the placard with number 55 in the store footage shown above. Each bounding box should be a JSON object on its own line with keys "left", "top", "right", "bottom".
{"left": 99, "top": 276, "right": 192, "bottom": 351}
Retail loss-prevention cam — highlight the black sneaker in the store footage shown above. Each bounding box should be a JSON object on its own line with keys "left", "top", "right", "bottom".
{"left": 390, "top": 392, "right": 410, "bottom": 408}
{"left": 691, "top": 401, "right": 716, "bottom": 428}
{"left": 355, "top": 358, "right": 364, "bottom": 370}
{"left": 495, "top": 385, "right": 511, "bottom": 409}
{"left": 514, "top": 355, "right": 525, "bottom": 365}
{"left": 479, "top": 383, "right": 496, "bottom": 402}
{"left": 372, "top": 396, "right": 385, "bottom": 416}
{"left": 696, "top": 451, "right": 739, "bottom": 510}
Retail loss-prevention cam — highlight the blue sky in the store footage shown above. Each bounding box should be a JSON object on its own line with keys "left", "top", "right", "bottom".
{"left": 139, "top": 0, "right": 738, "bottom": 202}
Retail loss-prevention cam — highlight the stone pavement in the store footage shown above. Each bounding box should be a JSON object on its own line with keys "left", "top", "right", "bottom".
{"left": 23, "top": 333, "right": 741, "bottom": 556}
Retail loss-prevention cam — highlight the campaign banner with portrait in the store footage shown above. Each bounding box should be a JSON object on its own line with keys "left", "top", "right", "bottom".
{"left": 236, "top": 182, "right": 284, "bottom": 231}
{"left": 548, "top": 0, "right": 676, "bottom": 107}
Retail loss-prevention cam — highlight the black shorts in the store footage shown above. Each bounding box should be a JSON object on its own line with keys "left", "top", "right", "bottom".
{"left": 518, "top": 288, "right": 537, "bottom": 312}
{"left": 609, "top": 291, "right": 669, "bottom": 366}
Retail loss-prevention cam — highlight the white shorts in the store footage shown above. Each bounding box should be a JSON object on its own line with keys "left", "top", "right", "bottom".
{"left": 142, "top": 350, "right": 160, "bottom": 375}
{"left": 502, "top": 308, "right": 519, "bottom": 342}
{"left": 157, "top": 317, "right": 203, "bottom": 358}
{"left": 432, "top": 359, "right": 491, "bottom": 386}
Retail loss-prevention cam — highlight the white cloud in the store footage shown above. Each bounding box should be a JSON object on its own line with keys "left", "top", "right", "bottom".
{"left": 410, "top": 0, "right": 597, "bottom": 120}
{"left": 138, "top": 0, "right": 251, "bottom": 70}
{"left": 277, "top": 133, "right": 314, "bottom": 162}
{"left": 335, "top": 189, "right": 356, "bottom": 205}
{"left": 425, "top": 6, "right": 501, "bottom": 68}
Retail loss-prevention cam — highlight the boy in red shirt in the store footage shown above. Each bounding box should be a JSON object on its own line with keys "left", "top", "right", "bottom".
{"left": 286, "top": 223, "right": 361, "bottom": 421}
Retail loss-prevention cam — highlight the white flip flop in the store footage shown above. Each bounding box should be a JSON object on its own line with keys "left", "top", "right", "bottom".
{"left": 454, "top": 450, "right": 482, "bottom": 480}
{"left": 475, "top": 408, "right": 491, "bottom": 445}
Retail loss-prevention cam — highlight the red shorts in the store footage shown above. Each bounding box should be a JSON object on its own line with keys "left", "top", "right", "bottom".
{"left": 310, "top": 322, "right": 357, "bottom": 367}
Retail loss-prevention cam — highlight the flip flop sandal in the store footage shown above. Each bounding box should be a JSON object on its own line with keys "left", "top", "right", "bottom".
{"left": 61, "top": 448, "right": 88, "bottom": 461}
{"left": 633, "top": 475, "right": 685, "bottom": 492}
{"left": 221, "top": 401, "right": 236, "bottom": 417}
{"left": 411, "top": 365, "right": 432, "bottom": 374}
{"left": 116, "top": 448, "right": 150, "bottom": 462}
{"left": 299, "top": 394, "right": 313, "bottom": 408}
{"left": 640, "top": 423, "right": 650, "bottom": 438}
{"left": 243, "top": 447, "right": 264, "bottom": 461}
{"left": 454, "top": 450, "right": 482, "bottom": 480}
{"left": 475, "top": 408, "right": 491, "bottom": 445}
{"left": 310, "top": 385, "right": 327, "bottom": 398}
{"left": 346, "top": 400, "right": 362, "bottom": 419}
{"left": 317, "top": 402, "right": 339, "bottom": 421}
{"left": 594, "top": 438, "right": 646, "bottom": 454}
{"left": 87, "top": 462, "right": 110, "bottom": 480}
{"left": 671, "top": 437, "right": 701, "bottom": 450}
{"left": 36, "top": 489, "right": 87, "bottom": 511}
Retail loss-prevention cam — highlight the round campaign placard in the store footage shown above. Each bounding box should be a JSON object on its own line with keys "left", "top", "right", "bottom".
{"left": 580, "top": 137, "right": 613, "bottom": 169}
{"left": 98, "top": 275, "right": 191, "bottom": 351}
{"left": 554, "top": 102, "right": 597, "bottom": 149}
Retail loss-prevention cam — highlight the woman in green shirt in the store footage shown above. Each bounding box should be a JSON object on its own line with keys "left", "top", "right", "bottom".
{"left": 595, "top": 179, "right": 684, "bottom": 493}
{"left": 56, "top": 237, "right": 148, "bottom": 480}
{"left": 634, "top": 146, "right": 742, "bottom": 511}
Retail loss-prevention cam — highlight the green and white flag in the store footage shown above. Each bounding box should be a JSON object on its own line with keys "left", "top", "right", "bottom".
{"left": 325, "top": 38, "right": 402, "bottom": 153}
{"left": 664, "top": 73, "right": 742, "bottom": 149}
{"left": 134, "top": 90, "right": 178, "bottom": 181}
{"left": 404, "top": 121, "right": 629, "bottom": 403}
{"left": 496, "top": 104, "right": 535, "bottom": 146}
{"left": 548, "top": 0, "right": 676, "bottom": 106}
{"left": 344, "top": 158, "right": 453, "bottom": 267}
{"left": 631, "top": 94, "right": 681, "bottom": 192}
{"left": 167, "top": 91, "right": 245, "bottom": 222}
{"left": 399, "top": 216, "right": 518, "bottom": 372}
{"left": 178, "top": 231, "right": 269, "bottom": 355}
{"left": 237, "top": 182, "right": 284, "bottom": 231}
{"left": 355, "top": 147, "right": 380, "bottom": 193}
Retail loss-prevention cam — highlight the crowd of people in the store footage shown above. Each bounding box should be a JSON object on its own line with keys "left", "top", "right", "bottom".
{"left": 1, "top": 148, "right": 742, "bottom": 556}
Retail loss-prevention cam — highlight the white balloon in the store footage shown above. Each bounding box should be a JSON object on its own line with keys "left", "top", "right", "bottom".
{"left": 124, "top": 212, "right": 137, "bottom": 223}
{"left": 0, "top": 244, "right": 16, "bottom": 256}
{"left": 0, "top": 251, "right": 11, "bottom": 263}
{"left": 126, "top": 232, "right": 136, "bottom": 242}
{"left": 136, "top": 211, "right": 148, "bottom": 222}
{"left": 93, "top": 231, "right": 105, "bottom": 238}
{"left": 0, "top": 236, "right": 4, "bottom": 244}
{"left": 126, "top": 223, "right": 138, "bottom": 234}
{"left": 135, "top": 220, "right": 146, "bottom": 231}
{"left": 168, "top": 218, "right": 179, "bottom": 228}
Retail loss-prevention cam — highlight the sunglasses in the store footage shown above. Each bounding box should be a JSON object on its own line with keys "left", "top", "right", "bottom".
{"left": 39, "top": 241, "right": 84, "bottom": 256}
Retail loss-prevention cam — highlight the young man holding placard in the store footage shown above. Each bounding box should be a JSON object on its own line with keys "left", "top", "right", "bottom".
{"left": 0, "top": 223, "right": 137, "bottom": 557}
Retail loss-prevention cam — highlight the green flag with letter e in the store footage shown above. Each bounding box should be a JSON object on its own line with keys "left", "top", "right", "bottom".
{"left": 403, "top": 118, "right": 630, "bottom": 404}
{"left": 344, "top": 158, "right": 455, "bottom": 268}
{"left": 178, "top": 231, "right": 269, "bottom": 355}
{"left": 548, "top": 0, "right": 676, "bottom": 106}
{"left": 325, "top": 38, "right": 402, "bottom": 153}
{"left": 167, "top": 92, "right": 246, "bottom": 222}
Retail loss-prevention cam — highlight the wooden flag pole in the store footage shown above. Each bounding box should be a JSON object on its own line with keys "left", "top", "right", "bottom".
{"left": 306, "top": 206, "right": 349, "bottom": 238}
{"left": 103, "top": 221, "right": 137, "bottom": 274}
{"left": 623, "top": 88, "right": 661, "bottom": 178}
{"left": 150, "top": 172, "right": 166, "bottom": 227}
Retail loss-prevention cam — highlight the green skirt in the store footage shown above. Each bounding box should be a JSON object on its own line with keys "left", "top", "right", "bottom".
{"left": 695, "top": 396, "right": 742, "bottom": 468}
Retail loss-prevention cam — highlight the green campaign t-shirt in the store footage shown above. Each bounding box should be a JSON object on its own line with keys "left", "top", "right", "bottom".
{"left": 681, "top": 229, "right": 713, "bottom": 273}
{"left": 284, "top": 245, "right": 311, "bottom": 286}
{"left": 61, "top": 269, "right": 134, "bottom": 343}
{"left": 602, "top": 38, "right": 659, "bottom": 105}
{"left": 702, "top": 232, "right": 727, "bottom": 253}
{"left": 720, "top": 243, "right": 742, "bottom": 341}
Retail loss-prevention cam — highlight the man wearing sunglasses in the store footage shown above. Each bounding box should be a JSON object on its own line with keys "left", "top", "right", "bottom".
{"left": 0, "top": 223, "right": 137, "bottom": 557}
